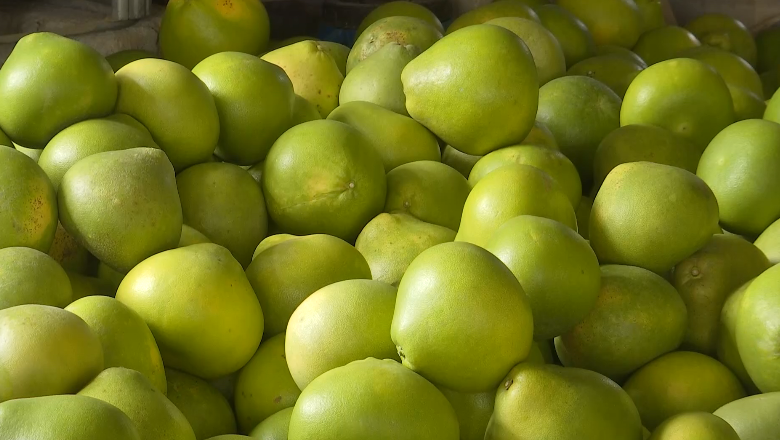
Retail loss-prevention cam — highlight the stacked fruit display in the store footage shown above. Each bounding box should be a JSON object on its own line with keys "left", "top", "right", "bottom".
{"left": 1, "top": 0, "right": 780, "bottom": 439}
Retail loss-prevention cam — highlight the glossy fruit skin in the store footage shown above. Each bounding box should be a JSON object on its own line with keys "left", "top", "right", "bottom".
{"left": 633, "top": 26, "right": 701, "bottom": 66}
{"left": 0, "top": 247, "right": 72, "bottom": 310}
{"left": 557, "top": 0, "right": 643, "bottom": 48}
{"left": 647, "top": 412, "right": 741, "bottom": 440}
{"left": 714, "top": 392, "right": 780, "bottom": 440}
{"left": 535, "top": 4, "right": 596, "bottom": 67}
{"left": 567, "top": 54, "right": 644, "bottom": 99}
{"left": 349, "top": 16, "right": 442, "bottom": 73}
{"left": 487, "top": 17, "right": 566, "bottom": 85}
{"left": 685, "top": 13, "right": 758, "bottom": 68}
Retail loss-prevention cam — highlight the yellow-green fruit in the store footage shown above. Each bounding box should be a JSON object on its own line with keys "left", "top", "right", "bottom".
{"left": 98, "top": 261, "right": 126, "bottom": 292}
{"left": 685, "top": 14, "right": 757, "bottom": 68}
{"left": 159, "top": 0, "right": 270, "bottom": 69}
{"left": 535, "top": 4, "right": 595, "bottom": 67}
{"left": 79, "top": 367, "right": 196, "bottom": 440}
{"left": 193, "top": 53, "right": 295, "bottom": 166}
{"left": 339, "top": 43, "right": 419, "bottom": 116}
{"left": 558, "top": 0, "right": 642, "bottom": 48}
{"left": 348, "top": 16, "right": 441, "bottom": 73}
{"left": 755, "top": 218, "right": 780, "bottom": 264}
{"left": 567, "top": 54, "right": 644, "bottom": 98}
{"left": 697, "top": 119, "right": 780, "bottom": 237}
{"left": 679, "top": 46, "right": 764, "bottom": 98}
{"left": 0, "top": 304, "right": 103, "bottom": 401}
{"left": 177, "top": 162, "right": 267, "bottom": 268}
{"left": 575, "top": 195, "right": 592, "bottom": 239}
{"left": 67, "top": 271, "right": 116, "bottom": 301}
{"left": 357, "top": 1, "right": 444, "bottom": 36}
{"left": 736, "top": 263, "right": 780, "bottom": 392}
{"left": 179, "top": 224, "right": 212, "bottom": 248}
{"left": 385, "top": 160, "right": 471, "bottom": 231}
{"left": 457, "top": 164, "right": 577, "bottom": 247}
{"left": 328, "top": 101, "right": 441, "bottom": 171}
{"left": 555, "top": 265, "right": 686, "bottom": 381}
{"left": 442, "top": 145, "right": 481, "bottom": 178}
{"left": 39, "top": 113, "right": 160, "bottom": 191}
{"left": 536, "top": 75, "right": 622, "bottom": 187}
{"left": 106, "top": 49, "right": 157, "bottom": 72}
{"left": 263, "top": 120, "right": 385, "bottom": 241}
{"left": 0, "top": 247, "right": 71, "bottom": 310}
{"left": 251, "top": 233, "right": 297, "bottom": 260}
{"left": 486, "top": 363, "right": 643, "bottom": 440}
{"left": 246, "top": 161, "right": 264, "bottom": 185}
{"left": 592, "top": 124, "right": 702, "bottom": 191}
{"left": 714, "top": 393, "right": 780, "bottom": 440}
{"left": 355, "top": 213, "right": 455, "bottom": 286}
{"left": 439, "top": 387, "right": 495, "bottom": 440}
{"left": 621, "top": 58, "right": 735, "bottom": 150}
{"left": 0, "top": 147, "right": 58, "bottom": 252}
{"left": 635, "top": 0, "right": 665, "bottom": 32}
{"left": 0, "top": 33, "right": 117, "bottom": 148}
{"left": 235, "top": 334, "right": 300, "bottom": 433}
{"left": 648, "top": 412, "right": 740, "bottom": 440}
{"left": 633, "top": 26, "right": 701, "bottom": 65}
{"left": 14, "top": 144, "right": 42, "bottom": 162}
{"left": 291, "top": 94, "right": 321, "bottom": 126}
{"left": 623, "top": 351, "right": 746, "bottom": 430}
{"left": 58, "top": 148, "right": 182, "bottom": 273}
{"left": 245, "top": 234, "right": 371, "bottom": 337}
{"left": 487, "top": 17, "right": 566, "bottom": 85}
{"left": 0, "top": 394, "right": 141, "bottom": 440}
{"left": 447, "top": 0, "right": 539, "bottom": 34}
{"left": 402, "top": 24, "right": 538, "bottom": 156}
{"left": 287, "top": 279, "right": 399, "bottom": 389}
{"left": 673, "top": 235, "right": 770, "bottom": 355}
{"left": 392, "top": 242, "right": 534, "bottom": 392}
{"left": 595, "top": 44, "right": 648, "bottom": 67}
{"left": 767, "top": 88, "right": 780, "bottom": 123}
{"left": 266, "top": 36, "right": 316, "bottom": 52}
{"left": 757, "top": 27, "right": 780, "bottom": 74}
{"left": 288, "top": 358, "right": 459, "bottom": 440}
{"left": 65, "top": 296, "right": 166, "bottom": 393}
{"left": 166, "top": 368, "right": 237, "bottom": 439}
{"left": 729, "top": 85, "right": 766, "bottom": 121}
{"left": 469, "top": 144, "right": 581, "bottom": 205}
{"left": 117, "top": 244, "right": 263, "bottom": 379}
{"left": 523, "top": 120, "right": 559, "bottom": 149}
{"left": 717, "top": 281, "right": 759, "bottom": 392}
{"left": 486, "top": 215, "right": 600, "bottom": 340}
{"left": 590, "top": 162, "right": 719, "bottom": 273}
{"left": 318, "top": 42, "right": 349, "bottom": 76}
{"left": 116, "top": 58, "right": 219, "bottom": 170}
{"left": 261, "top": 42, "right": 343, "bottom": 118}
{"left": 249, "top": 407, "right": 292, "bottom": 440}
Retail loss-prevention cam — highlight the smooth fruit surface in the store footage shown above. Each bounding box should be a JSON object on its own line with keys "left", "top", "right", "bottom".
{"left": 714, "top": 393, "right": 780, "bottom": 440}
{"left": 0, "top": 247, "right": 71, "bottom": 310}
{"left": 557, "top": 0, "right": 642, "bottom": 48}
{"left": 648, "top": 412, "right": 740, "bottom": 440}
{"left": 487, "top": 17, "right": 566, "bottom": 85}
{"left": 535, "top": 4, "right": 595, "bottom": 67}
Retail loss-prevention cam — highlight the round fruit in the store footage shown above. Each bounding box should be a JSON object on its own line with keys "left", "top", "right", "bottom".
{"left": 555, "top": 265, "right": 687, "bottom": 381}
{"left": 179, "top": 224, "right": 211, "bottom": 248}
{"left": 262, "top": 120, "right": 386, "bottom": 242}
{"left": 245, "top": 234, "right": 371, "bottom": 337}
{"left": 621, "top": 58, "right": 735, "bottom": 149}
{"left": 486, "top": 215, "right": 600, "bottom": 340}
{"left": 385, "top": 160, "right": 471, "bottom": 231}
{"left": 115, "top": 58, "right": 220, "bottom": 171}
{"left": 536, "top": 75, "right": 622, "bottom": 187}
{"left": 159, "top": 0, "right": 270, "bottom": 69}
{"left": 446, "top": 0, "right": 540, "bottom": 35}
{"left": 635, "top": 0, "right": 666, "bottom": 32}
{"left": 729, "top": 84, "right": 766, "bottom": 121}
{"left": 595, "top": 44, "right": 648, "bottom": 66}
{"left": 567, "top": 54, "right": 644, "bottom": 98}
{"left": 287, "top": 358, "right": 459, "bottom": 440}
{"left": 679, "top": 46, "right": 764, "bottom": 98}
{"left": 754, "top": 217, "right": 780, "bottom": 264}
{"left": 535, "top": 4, "right": 595, "bottom": 67}
{"left": 623, "top": 351, "right": 746, "bottom": 430}
{"left": 391, "top": 242, "right": 534, "bottom": 392}
{"left": 648, "top": 412, "right": 741, "bottom": 440}
{"left": 557, "top": 0, "right": 642, "bottom": 48}
{"left": 485, "top": 363, "right": 643, "bottom": 440}
{"left": 47, "top": 223, "right": 90, "bottom": 273}
{"left": 438, "top": 387, "right": 495, "bottom": 440}
{"left": 0, "top": 304, "right": 103, "bottom": 401}
{"left": 714, "top": 392, "right": 780, "bottom": 440}
{"left": 249, "top": 407, "right": 292, "bottom": 440}
{"left": 685, "top": 14, "right": 757, "bottom": 68}
{"left": 442, "top": 146, "right": 481, "bottom": 178}
{"left": 633, "top": 26, "right": 701, "bottom": 65}
{"left": 522, "top": 120, "right": 559, "bottom": 149}
{"left": 0, "top": 247, "right": 71, "bottom": 310}
{"left": 286, "top": 279, "right": 398, "bottom": 389}
{"left": 165, "top": 368, "right": 237, "bottom": 439}
{"left": 767, "top": 88, "right": 780, "bottom": 123}
{"left": 0, "top": 147, "right": 58, "bottom": 252}
{"left": 486, "top": 17, "right": 566, "bottom": 85}
{"left": 192, "top": 52, "right": 295, "bottom": 166}
{"left": 717, "top": 281, "right": 760, "bottom": 393}
{"left": 456, "top": 164, "right": 577, "bottom": 247}
{"left": 348, "top": 16, "right": 442, "bottom": 72}
{"left": 697, "top": 119, "right": 780, "bottom": 237}
{"left": 116, "top": 243, "right": 264, "bottom": 379}
{"left": 356, "top": 1, "right": 444, "bottom": 36}
{"left": 235, "top": 334, "right": 300, "bottom": 434}
{"left": 0, "top": 32, "right": 116, "bottom": 148}
{"left": 590, "top": 162, "right": 719, "bottom": 273}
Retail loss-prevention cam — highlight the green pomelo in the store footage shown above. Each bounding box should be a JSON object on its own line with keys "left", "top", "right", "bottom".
{"left": 115, "top": 58, "right": 220, "bottom": 171}
{"left": 249, "top": 407, "right": 292, "bottom": 440}
{"left": 65, "top": 296, "right": 166, "bottom": 394}
{"left": 385, "top": 160, "right": 471, "bottom": 231}
{"left": 487, "top": 17, "right": 566, "bottom": 85}
{"left": 392, "top": 242, "right": 534, "bottom": 392}
{"left": 116, "top": 244, "right": 263, "bottom": 379}
{"left": 754, "top": 217, "right": 780, "bottom": 264}
{"left": 679, "top": 46, "right": 764, "bottom": 98}
{"left": 590, "top": 162, "right": 719, "bottom": 273}
{"left": 290, "top": 94, "right": 321, "bottom": 126}
{"left": 633, "top": 26, "right": 700, "bottom": 65}
{"left": 357, "top": 1, "right": 444, "bottom": 36}
{"left": 714, "top": 392, "right": 780, "bottom": 440}
{"left": 98, "top": 261, "right": 125, "bottom": 292}
{"left": 348, "top": 16, "right": 441, "bottom": 73}
{"left": 67, "top": 271, "right": 116, "bottom": 302}
{"left": 557, "top": 0, "right": 642, "bottom": 48}
{"left": 318, "top": 42, "right": 349, "bottom": 76}
{"left": 251, "top": 233, "right": 297, "bottom": 260}
{"left": 623, "top": 351, "right": 746, "bottom": 430}
{"left": 729, "top": 85, "right": 766, "bottom": 121}
{"left": 438, "top": 387, "right": 495, "bottom": 440}
{"left": 535, "top": 4, "right": 595, "bottom": 67}
{"left": 595, "top": 44, "right": 648, "bottom": 67}
{"left": 402, "top": 24, "right": 538, "bottom": 156}
{"left": 447, "top": 0, "right": 539, "bottom": 34}
{"left": 523, "top": 120, "right": 559, "bottom": 149}
{"left": 288, "top": 358, "right": 459, "bottom": 440}
{"left": 442, "top": 145, "right": 481, "bottom": 178}
{"left": 262, "top": 120, "right": 386, "bottom": 242}
{"left": 648, "top": 412, "right": 740, "bottom": 440}
{"left": 767, "top": 88, "right": 780, "bottom": 123}
{"left": 14, "top": 144, "right": 42, "bottom": 162}
{"left": 0, "top": 247, "right": 71, "bottom": 310}
{"left": 635, "top": 0, "right": 665, "bottom": 32}
{"left": 486, "top": 215, "right": 600, "bottom": 340}
{"left": 685, "top": 14, "right": 757, "bottom": 68}
{"left": 179, "top": 224, "right": 212, "bottom": 248}
{"left": 567, "top": 54, "right": 644, "bottom": 98}
{"left": 717, "top": 281, "right": 760, "bottom": 392}
{"left": 245, "top": 234, "right": 370, "bottom": 337}
{"left": 165, "top": 368, "right": 237, "bottom": 439}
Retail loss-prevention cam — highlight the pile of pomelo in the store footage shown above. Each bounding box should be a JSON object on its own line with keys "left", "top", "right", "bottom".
{"left": 1, "top": 0, "right": 780, "bottom": 438}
